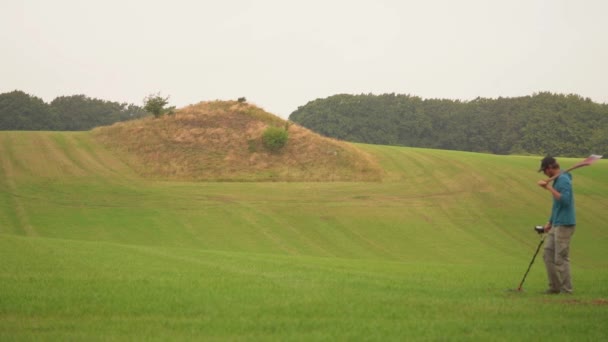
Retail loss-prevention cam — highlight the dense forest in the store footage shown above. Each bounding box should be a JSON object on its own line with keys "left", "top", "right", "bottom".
{"left": 0, "top": 90, "right": 148, "bottom": 131}
{"left": 289, "top": 92, "right": 608, "bottom": 157}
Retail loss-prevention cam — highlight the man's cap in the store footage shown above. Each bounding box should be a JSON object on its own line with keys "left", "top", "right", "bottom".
{"left": 538, "top": 156, "right": 557, "bottom": 172}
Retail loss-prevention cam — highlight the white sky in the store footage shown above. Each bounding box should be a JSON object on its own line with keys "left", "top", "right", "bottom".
{"left": 1, "top": 0, "right": 607, "bottom": 118}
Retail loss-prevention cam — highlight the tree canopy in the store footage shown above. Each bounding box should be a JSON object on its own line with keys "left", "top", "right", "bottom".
{"left": 289, "top": 92, "right": 608, "bottom": 157}
{"left": 0, "top": 91, "right": 59, "bottom": 130}
{"left": 0, "top": 91, "right": 148, "bottom": 131}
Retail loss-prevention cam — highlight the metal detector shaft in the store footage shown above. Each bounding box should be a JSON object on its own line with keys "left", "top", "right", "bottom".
{"left": 517, "top": 234, "right": 546, "bottom": 291}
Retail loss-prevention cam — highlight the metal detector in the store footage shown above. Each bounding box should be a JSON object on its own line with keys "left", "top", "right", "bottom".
{"left": 515, "top": 226, "right": 546, "bottom": 292}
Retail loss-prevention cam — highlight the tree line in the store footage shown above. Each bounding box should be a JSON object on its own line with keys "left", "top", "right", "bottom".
{"left": 0, "top": 90, "right": 148, "bottom": 131}
{"left": 289, "top": 92, "right": 608, "bottom": 157}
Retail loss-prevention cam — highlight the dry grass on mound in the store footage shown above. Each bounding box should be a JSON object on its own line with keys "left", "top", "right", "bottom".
{"left": 92, "top": 101, "right": 382, "bottom": 181}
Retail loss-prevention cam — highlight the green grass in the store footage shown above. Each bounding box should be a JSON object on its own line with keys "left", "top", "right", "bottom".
{"left": 1, "top": 131, "right": 607, "bottom": 340}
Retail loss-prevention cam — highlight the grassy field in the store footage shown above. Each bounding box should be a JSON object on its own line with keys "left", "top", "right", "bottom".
{"left": 1, "top": 131, "right": 607, "bottom": 341}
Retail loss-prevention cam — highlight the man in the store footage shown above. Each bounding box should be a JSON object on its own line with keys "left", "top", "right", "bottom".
{"left": 537, "top": 156, "right": 576, "bottom": 294}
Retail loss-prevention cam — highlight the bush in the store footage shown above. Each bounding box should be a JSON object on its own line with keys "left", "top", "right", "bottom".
{"left": 143, "top": 93, "right": 175, "bottom": 118}
{"left": 262, "top": 126, "right": 289, "bottom": 152}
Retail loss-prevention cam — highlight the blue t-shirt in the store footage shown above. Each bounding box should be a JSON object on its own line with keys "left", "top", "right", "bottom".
{"left": 549, "top": 172, "right": 576, "bottom": 226}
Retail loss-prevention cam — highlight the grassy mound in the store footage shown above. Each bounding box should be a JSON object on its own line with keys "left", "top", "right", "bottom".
{"left": 92, "top": 101, "right": 381, "bottom": 181}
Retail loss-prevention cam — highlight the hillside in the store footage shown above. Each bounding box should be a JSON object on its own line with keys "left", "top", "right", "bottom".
{"left": 1, "top": 131, "right": 607, "bottom": 340}
{"left": 2, "top": 131, "right": 606, "bottom": 263}
{"left": 92, "top": 101, "right": 382, "bottom": 181}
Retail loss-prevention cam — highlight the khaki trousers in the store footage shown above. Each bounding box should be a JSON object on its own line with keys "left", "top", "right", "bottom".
{"left": 543, "top": 225, "right": 575, "bottom": 293}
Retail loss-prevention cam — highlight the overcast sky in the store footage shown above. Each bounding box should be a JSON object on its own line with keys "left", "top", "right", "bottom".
{"left": 1, "top": 0, "right": 607, "bottom": 118}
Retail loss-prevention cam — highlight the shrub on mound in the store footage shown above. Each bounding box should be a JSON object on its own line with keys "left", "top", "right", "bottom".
{"left": 262, "top": 127, "right": 289, "bottom": 152}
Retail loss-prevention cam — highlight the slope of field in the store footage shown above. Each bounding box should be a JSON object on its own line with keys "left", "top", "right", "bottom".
{"left": 92, "top": 101, "right": 382, "bottom": 181}
{"left": 1, "top": 131, "right": 607, "bottom": 340}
